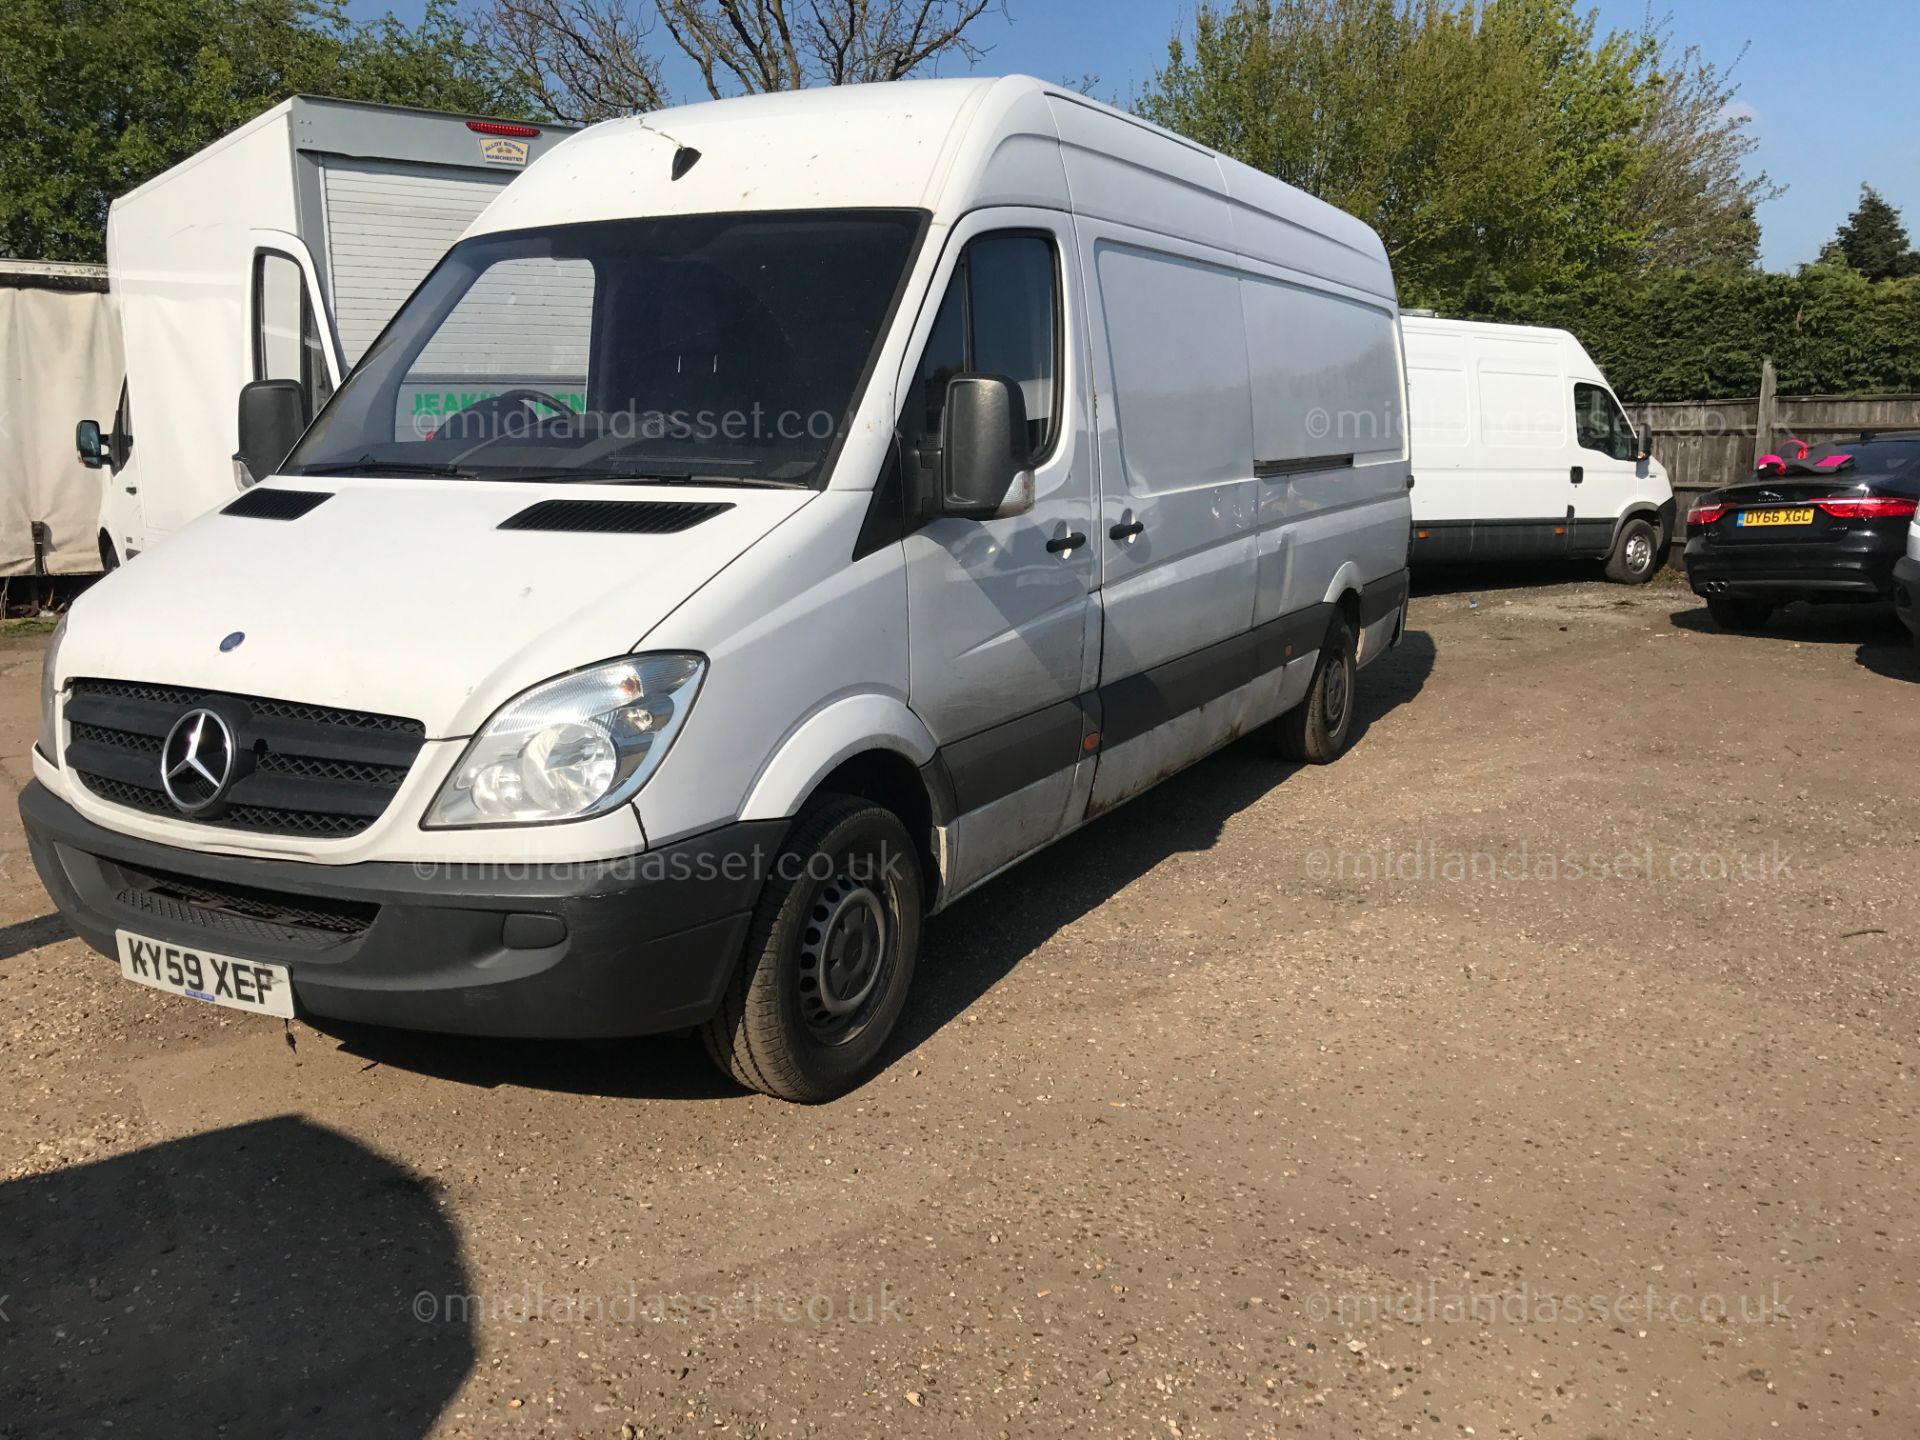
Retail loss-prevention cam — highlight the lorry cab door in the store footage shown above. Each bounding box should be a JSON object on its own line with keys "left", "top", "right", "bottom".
{"left": 97, "top": 379, "right": 143, "bottom": 566}
{"left": 900, "top": 209, "right": 1098, "bottom": 899}
{"left": 242, "top": 230, "right": 344, "bottom": 481}
{"left": 1568, "top": 380, "right": 1643, "bottom": 557}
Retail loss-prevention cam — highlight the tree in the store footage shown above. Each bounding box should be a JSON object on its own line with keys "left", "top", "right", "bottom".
{"left": 1629, "top": 33, "right": 1776, "bottom": 270}
{"left": 1136, "top": 0, "right": 1778, "bottom": 310}
{"left": 482, "top": 0, "right": 669, "bottom": 122}
{"left": 481, "top": 0, "right": 1000, "bottom": 123}
{"left": 0, "top": 0, "right": 538, "bottom": 263}
{"left": 1830, "top": 186, "right": 1920, "bottom": 281}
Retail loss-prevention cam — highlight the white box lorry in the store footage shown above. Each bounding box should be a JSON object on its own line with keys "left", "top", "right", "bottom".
{"left": 75, "top": 96, "right": 574, "bottom": 566}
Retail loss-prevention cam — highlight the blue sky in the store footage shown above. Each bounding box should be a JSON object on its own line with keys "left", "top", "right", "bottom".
{"left": 348, "top": 0, "right": 1919, "bottom": 271}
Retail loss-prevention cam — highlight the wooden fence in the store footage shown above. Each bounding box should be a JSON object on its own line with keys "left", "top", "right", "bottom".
{"left": 1624, "top": 391, "right": 1920, "bottom": 504}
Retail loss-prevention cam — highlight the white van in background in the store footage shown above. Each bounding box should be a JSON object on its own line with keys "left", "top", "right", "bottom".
{"left": 75, "top": 96, "right": 574, "bottom": 567}
{"left": 29, "top": 77, "right": 1412, "bottom": 1102}
{"left": 1400, "top": 315, "right": 1674, "bottom": 583}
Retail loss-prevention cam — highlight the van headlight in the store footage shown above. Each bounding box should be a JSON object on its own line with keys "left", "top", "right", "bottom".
{"left": 424, "top": 654, "right": 705, "bottom": 827}
{"left": 38, "top": 613, "right": 68, "bottom": 765}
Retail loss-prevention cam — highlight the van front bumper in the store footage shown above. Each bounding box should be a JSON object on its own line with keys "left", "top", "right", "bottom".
{"left": 20, "top": 780, "right": 782, "bottom": 1039}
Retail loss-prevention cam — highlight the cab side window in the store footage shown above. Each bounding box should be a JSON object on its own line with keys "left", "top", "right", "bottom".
{"left": 253, "top": 251, "right": 334, "bottom": 419}
{"left": 900, "top": 232, "right": 1059, "bottom": 501}
{"left": 1574, "top": 381, "right": 1636, "bottom": 461}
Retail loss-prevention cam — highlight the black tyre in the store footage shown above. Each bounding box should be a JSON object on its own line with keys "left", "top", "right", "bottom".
{"left": 1604, "top": 516, "right": 1662, "bottom": 584}
{"left": 1706, "top": 595, "right": 1772, "bottom": 632}
{"left": 701, "top": 795, "right": 922, "bottom": 1103}
{"left": 1276, "top": 614, "right": 1357, "bottom": 764}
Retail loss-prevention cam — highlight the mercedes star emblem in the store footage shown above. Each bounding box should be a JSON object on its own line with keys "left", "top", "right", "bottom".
{"left": 160, "top": 709, "right": 237, "bottom": 813}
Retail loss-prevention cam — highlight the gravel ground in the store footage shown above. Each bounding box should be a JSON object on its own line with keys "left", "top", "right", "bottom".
{"left": 2, "top": 572, "right": 1917, "bottom": 1439}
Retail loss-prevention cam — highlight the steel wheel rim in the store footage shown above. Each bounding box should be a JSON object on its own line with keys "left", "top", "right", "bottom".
{"left": 1324, "top": 651, "right": 1352, "bottom": 733}
{"left": 1625, "top": 531, "right": 1653, "bottom": 573}
{"left": 798, "top": 870, "right": 892, "bottom": 1044}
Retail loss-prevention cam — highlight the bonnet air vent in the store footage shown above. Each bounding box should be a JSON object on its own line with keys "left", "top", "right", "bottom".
{"left": 222, "top": 488, "right": 333, "bottom": 520}
{"left": 497, "top": 499, "right": 734, "bottom": 534}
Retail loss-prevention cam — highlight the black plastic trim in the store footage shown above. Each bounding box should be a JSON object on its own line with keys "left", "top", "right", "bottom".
{"left": 935, "top": 598, "right": 1338, "bottom": 811}
{"left": 223, "top": 488, "right": 333, "bottom": 520}
{"left": 1254, "top": 452, "right": 1354, "bottom": 480}
{"left": 21, "top": 780, "right": 787, "bottom": 1039}
{"left": 498, "top": 499, "right": 733, "bottom": 534}
{"left": 1359, "top": 568, "right": 1410, "bottom": 627}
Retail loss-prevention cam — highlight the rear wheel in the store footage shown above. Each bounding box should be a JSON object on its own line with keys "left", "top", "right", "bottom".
{"left": 1706, "top": 595, "right": 1772, "bottom": 632}
{"left": 701, "top": 795, "right": 922, "bottom": 1103}
{"left": 1276, "top": 614, "right": 1357, "bottom": 764}
{"left": 1604, "top": 516, "right": 1661, "bottom": 584}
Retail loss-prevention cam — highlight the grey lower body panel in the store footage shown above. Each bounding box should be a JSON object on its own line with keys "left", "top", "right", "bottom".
{"left": 21, "top": 779, "right": 783, "bottom": 1038}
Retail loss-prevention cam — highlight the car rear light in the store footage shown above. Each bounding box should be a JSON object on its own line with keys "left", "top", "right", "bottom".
{"left": 1687, "top": 501, "right": 1728, "bottom": 525}
{"left": 466, "top": 120, "right": 542, "bottom": 138}
{"left": 1813, "top": 496, "right": 1918, "bottom": 520}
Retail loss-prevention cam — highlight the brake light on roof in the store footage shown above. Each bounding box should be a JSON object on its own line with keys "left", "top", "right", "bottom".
{"left": 466, "top": 121, "right": 541, "bottom": 139}
{"left": 1812, "top": 496, "right": 1918, "bottom": 520}
{"left": 1686, "top": 501, "right": 1728, "bottom": 525}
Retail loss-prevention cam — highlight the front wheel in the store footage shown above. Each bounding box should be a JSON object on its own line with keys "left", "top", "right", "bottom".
{"left": 1604, "top": 516, "right": 1662, "bottom": 584}
{"left": 701, "top": 795, "right": 922, "bottom": 1103}
{"left": 1276, "top": 614, "right": 1357, "bottom": 764}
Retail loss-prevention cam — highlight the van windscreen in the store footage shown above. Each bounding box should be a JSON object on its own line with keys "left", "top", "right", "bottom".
{"left": 285, "top": 209, "right": 925, "bottom": 488}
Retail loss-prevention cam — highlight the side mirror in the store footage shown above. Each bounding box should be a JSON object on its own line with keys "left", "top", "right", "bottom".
{"left": 938, "top": 374, "right": 1034, "bottom": 520}
{"left": 235, "top": 380, "right": 309, "bottom": 486}
{"left": 76, "top": 419, "right": 108, "bottom": 470}
{"left": 1636, "top": 429, "right": 1654, "bottom": 463}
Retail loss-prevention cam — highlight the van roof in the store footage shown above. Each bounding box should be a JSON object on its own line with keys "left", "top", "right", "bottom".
{"left": 468, "top": 75, "right": 1396, "bottom": 303}
{"left": 1398, "top": 313, "right": 1579, "bottom": 346}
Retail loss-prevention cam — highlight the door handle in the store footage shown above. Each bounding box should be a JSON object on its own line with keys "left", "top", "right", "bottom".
{"left": 1046, "top": 530, "right": 1087, "bottom": 554}
{"left": 1109, "top": 519, "right": 1145, "bottom": 541}
{"left": 1570, "top": 465, "right": 1584, "bottom": 486}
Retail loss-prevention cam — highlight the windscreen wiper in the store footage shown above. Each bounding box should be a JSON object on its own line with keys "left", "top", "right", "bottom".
{"left": 520, "top": 469, "right": 810, "bottom": 489}
{"left": 294, "top": 456, "right": 480, "bottom": 478}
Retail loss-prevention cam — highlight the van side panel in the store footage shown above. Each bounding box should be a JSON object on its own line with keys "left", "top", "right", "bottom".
{"left": 1239, "top": 271, "right": 1408, "bottom": 633}
{"left": 1405, "top": 319, "right": 1575, "bottom": 560}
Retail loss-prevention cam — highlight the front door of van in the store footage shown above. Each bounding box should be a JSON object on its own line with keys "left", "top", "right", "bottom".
{"left": 1570, "top": 381, "right": 1642, "bottom": 555}
{"left": 901, "top": 210, "right": 1098, "bottom": 894}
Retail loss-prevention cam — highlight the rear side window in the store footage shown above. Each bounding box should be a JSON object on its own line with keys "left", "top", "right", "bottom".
{"left": 253, "top": 251, "right": 333, "bottom": 418}
{"left": 1094, "top": 241, "right": 1253, "bottom": 493}
{"left": 1574, "top": 382, "right": 1636, "bottom": 461}
{"left": 901, "top": 232, "right": 1060, "bottom": 471}
{"left": 1241, "top": 274, "right": 1401, "bottom": 464}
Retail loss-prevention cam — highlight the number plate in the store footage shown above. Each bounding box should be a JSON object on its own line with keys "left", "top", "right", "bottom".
{"left": 1737, "top": 507, "right": 1814, "bottom": 527}
{"left": 116, "top": 930, "right": 294, "bottom": 1018}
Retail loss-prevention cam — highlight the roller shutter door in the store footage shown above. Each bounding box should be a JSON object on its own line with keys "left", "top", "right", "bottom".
{"left": 320, "top": 159, "right": 513, "bottom": 366}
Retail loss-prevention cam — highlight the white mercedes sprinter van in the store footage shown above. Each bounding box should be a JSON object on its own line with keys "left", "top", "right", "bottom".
{"left": 1401, "top": 315, "right": 1674, "bottom": 582}
{"left": 27, "top": 78, "right": 1412, "bottom": 1101}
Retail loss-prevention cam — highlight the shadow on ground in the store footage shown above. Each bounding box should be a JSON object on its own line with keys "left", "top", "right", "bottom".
{"left": 317, "top": 631, "right": 1438, "bottom": 1101}
{"left": 0, "top": 1117, "right": 473, "bottom": 1440}
{"left": 889, "top": 627, "right": 1436, "bottom": 1061}
{"left": 1668, "top": 599, "right": 1915, "bottom": 680}
{"left": 0, "top": 912, "right": 69, "bottom": 963}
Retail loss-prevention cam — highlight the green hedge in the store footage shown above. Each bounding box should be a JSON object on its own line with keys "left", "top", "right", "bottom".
{"left": 1483, "top": 267, "right": 1920, "bottom": 402}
